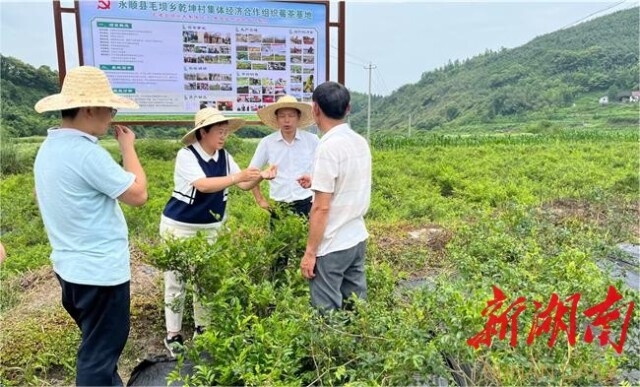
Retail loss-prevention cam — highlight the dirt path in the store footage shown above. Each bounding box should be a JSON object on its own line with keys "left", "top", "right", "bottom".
{"left": 1, "top": 258, "right": 167, "bottom": 385}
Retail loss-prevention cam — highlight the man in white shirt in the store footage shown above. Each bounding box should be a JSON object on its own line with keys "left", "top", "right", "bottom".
{"left": 251, "top": 96, "right": 319, "bottom": 278}
{"left": 251, "top": 95, "right": 319, "bottom": 217}
{"left": 299, "top": 82, "right": 372, "bottom": 311}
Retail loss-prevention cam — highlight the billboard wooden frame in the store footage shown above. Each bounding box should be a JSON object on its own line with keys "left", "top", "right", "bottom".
{"left": 52, "top": 0, "right": 345, "bottom": 126}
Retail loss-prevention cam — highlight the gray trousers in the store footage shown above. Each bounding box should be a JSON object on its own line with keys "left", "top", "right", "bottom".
{"left": 310, "top": 241, "right": 367, "bottom": 311}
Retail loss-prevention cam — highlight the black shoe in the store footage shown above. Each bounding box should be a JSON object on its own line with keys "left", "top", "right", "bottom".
{"left": 193, "top": 326, "right": 206, "bottom": 339}
{"left": 163, "top": 334, "right": 184, "bottom": 358}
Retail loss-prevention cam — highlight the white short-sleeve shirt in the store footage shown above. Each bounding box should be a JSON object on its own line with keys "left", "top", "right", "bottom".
{"left": 161, "top": 141, "right": 241, "bottom": 230}
{"left": 249, "top": 129, "right": 319, "bottom": 202}
{"left": 311, "top": 123, "right": 372, "bottom": 256}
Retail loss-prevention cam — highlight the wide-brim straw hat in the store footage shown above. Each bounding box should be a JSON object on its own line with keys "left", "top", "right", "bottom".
{"left": 181, "top": 107, "right": 246, "bottom": 145}
{"left": 257, "top": 95, "right": 314, "bottom": 130}
{"left": 34, "top": 66, "right": 139, "bottom": 113}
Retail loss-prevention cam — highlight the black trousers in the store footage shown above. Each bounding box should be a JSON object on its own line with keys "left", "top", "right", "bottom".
{"left": 270, "top": 197, "right": 312, "bottom": 278}
{"left": 56, "top": 274, "right": 130, "bottom": 386}
{"left": 288, "top": 197, "right": 313, "bottom": 217}
{"left": 271, "top": 197, "right": 312, "bottom": 220}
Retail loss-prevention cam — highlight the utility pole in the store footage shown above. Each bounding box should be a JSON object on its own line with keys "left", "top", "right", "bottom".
{"left": 408, "top": 114, "right": 412, "bottom": 137}
{"left": 364, "top": 62, "right": 376, "bottom": 142}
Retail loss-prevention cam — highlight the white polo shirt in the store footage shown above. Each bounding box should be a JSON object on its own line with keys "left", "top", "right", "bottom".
{"left": 249, "top": 129, "right": 319, "bottom": 203}
{"left": 161, "top": 141, "right": 241, "bottom": 230}
{"left": 311, "top": 123, "right": 372, "bottom": 257}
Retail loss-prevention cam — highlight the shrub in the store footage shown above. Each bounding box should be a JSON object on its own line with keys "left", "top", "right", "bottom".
{"left": 1, "top": 139, "right": 32, "bottom": 176}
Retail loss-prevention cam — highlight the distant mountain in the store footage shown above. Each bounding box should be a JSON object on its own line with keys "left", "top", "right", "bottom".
{"left": 3, "top": 8, "right": 638, "bottom": 137}
{"left": 0, "top": 56, "right": 262, "bottom": 138}
{"left": 349, "top": 7, "right": 640, "bottom": 132}
{"left": 349, "top": 91, "right": 384, "bottom": 118}
{"left": 0, "top": 54, "right": 382, "bottom": 138}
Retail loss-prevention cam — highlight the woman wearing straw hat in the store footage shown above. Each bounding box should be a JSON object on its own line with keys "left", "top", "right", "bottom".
{"left": 161, "top": 107, "right": 276, "bottom": 357}
{"left": 33, "top": 66, "right": 148, "bottom": 385}
{"left": 250, "top": 95, "right": 319, "bottom": 277}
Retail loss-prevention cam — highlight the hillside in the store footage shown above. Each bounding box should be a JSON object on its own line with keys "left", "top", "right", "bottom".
{"left": 2, "top": 7, "right": 638, "bottom": 137}
{"left": 0, "top": 55, "right": 60, "bottom": 137}
{"left": 349, "top": 7, "right": 640, "bottom": 132}
{"left": 0, "top": 55, "right": 274, "bottom": 139}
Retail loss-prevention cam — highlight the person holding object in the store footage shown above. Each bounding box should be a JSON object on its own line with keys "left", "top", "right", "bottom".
{"left": 250, "top": 95, "right": 318, "bottom": 277}
{"left": 299, "top": 82, "right": 372, "bottom": 312}
{"left": 33, "top": 66, "right": 147, "bottom": 386}
{"left": 250, "top": 95, "right": 318, "bottom": 217}
{"left": 161, "top": 107, "right": 275, "bottom": 357}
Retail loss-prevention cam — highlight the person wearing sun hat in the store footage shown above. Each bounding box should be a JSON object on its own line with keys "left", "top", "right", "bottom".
{"left": 33, "top": 66, "right": 148, "bottom": 385}
{"left": 250, "top": 95, "right": 318, "bottom": 215}
{"left": 250, "top": 95, "right": 319, "bottom": 277}
{"left": 160, "top": 107, "right": 276, "bottom": 357}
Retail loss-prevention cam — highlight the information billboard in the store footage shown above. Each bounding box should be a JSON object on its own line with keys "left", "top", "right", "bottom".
{"left": 77, "top": 1, "right": 328, "bottom": 117}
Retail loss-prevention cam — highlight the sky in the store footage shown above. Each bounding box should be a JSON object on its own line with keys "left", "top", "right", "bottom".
{"left": 0, "top": 0, "right": 637, "bottom": 95}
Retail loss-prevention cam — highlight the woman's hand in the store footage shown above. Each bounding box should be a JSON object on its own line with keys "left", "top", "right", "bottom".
{"left": 235, "top": 167, "right": 261, "bottom": 183}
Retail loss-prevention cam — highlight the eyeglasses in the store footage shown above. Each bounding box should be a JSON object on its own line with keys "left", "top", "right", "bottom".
{"left": 211, "top": 127, "right": 230, "bottom": 136}
{"left": 109, "top": 108, "right": 118, "bottom": 118}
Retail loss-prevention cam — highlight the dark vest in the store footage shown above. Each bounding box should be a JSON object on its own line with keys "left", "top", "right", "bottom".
{"left": 163, "top": 146, "right": 228, "bottom": 224}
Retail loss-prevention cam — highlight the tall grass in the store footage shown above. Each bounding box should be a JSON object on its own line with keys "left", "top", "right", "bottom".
{"left": 1, "top": 139, "right": 32, "bottom": 176}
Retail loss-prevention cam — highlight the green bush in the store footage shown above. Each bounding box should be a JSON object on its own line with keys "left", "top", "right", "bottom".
{"left": 0, "top": 308, "right": 79, "bottom": 386}
{"left": 1, "top": 139, "right": 32, "bottom": 176}
{"left": 2, "top": 132, "right": 639, "bottom": 385}
{"left": 135, "top": 138, "right": 182, "bottom": 161}
{"left": 236, "top": 125, "right": 270, "bottom": 138}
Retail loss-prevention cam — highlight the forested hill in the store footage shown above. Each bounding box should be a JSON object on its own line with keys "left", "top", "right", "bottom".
{"left": 2, "top": 7, "right": 638, "bottom": 137}
{"left": 349, "top": 7, "right": 640, "bottom": 131}
{"left": 0, "top": 55, "right": 379, "bottom": 138}
{"left": 1, "top": 56, "right": 59, "bottom": 137}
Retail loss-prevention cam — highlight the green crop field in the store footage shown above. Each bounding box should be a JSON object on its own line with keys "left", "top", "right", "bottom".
{"left": 1, "top": 126, "right": 638, "bottom": 385}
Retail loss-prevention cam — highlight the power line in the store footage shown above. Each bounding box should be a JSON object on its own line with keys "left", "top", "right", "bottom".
{"left": 374, "top": 67, "right": 391, "bottom": 96}
{"left": 329, "top": 54, "right": 366, "bottom": 68}
{"left": 330, "top": 44, "right": 368, "bottom": 65}
{"left": 560, "top": 0, "right": 628, "bottom": 29}
{"left": 330, "top": 55, "right": 393, "bottom": 96}
{"left": 346, "top": 58, "right": 366, "bottom": 67}
{"left": 371, "top": 73, "right": 383, "bottom": 95}
{"left": 373, "top": 69, "right": 389, "bottom": 96}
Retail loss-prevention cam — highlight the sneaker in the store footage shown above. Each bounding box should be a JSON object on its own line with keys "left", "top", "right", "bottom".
{"left": 193, "top": 326, "right": 206, "bottom": 339}
{"left": 163, "top": 334, "right": 184, "bottom": 358}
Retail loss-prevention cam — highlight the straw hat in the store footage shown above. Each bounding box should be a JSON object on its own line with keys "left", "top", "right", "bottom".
{"left": 257, "top": 95, "right": 314, "bottom": 130}
{"left": 34, "top": 66, "right": 139, "bottom": 113}
{"left": 181, "top": 107, "right": 246, "bottom": 144}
